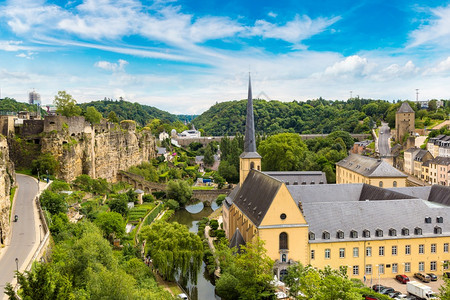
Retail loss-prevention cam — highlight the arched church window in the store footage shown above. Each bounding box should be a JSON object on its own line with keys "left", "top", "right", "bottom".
{"left": 279, "top": 232, "right": 288, "bottom": 250}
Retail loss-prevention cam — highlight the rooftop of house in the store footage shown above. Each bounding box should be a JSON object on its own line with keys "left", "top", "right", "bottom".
{"left": 429, "top": 156, "right": 450, "bottom": 166}
{"left": 336, "top": 154, "right": 407, "bottom": 178}
{"left": 414, "top": 149, "right": 431, "bottom": 161}
{"left": 263, "top": 171, "right": 327, "bottom": 185}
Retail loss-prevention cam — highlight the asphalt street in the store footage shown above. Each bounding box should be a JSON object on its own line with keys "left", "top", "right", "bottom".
{"left": 378, "top": 123, "right": 391, "bottom": 157}
{"left": 0, "top": 174, "right": 38, "bottom": 298}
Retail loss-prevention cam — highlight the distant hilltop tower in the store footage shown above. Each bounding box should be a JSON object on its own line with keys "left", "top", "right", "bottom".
{"left": 395, "top": 102, "right": 415, "bottom": 144}
{"left": 29, "top": 90, "right": 41, "bottom": 105}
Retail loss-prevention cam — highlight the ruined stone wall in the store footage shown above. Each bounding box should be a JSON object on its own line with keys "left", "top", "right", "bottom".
{"left": 40, "top": 118, "right": 156, "bottom": 182}
{"left": 0, "top": 135, "right": 15, "bottom": 245}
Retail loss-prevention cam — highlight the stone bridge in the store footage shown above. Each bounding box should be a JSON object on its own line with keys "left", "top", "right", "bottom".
{"left": 117, "top": 170, "right": 231, "bottom": 203}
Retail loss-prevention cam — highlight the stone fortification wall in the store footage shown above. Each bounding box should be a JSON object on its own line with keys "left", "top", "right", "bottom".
{"left": 40, "top": 117, "right": 156, "bottom": 182}
{"left": 0, "top": 135, "right": 15, "bottom": 245}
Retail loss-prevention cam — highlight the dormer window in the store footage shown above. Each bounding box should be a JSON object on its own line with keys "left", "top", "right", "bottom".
{"left": 388, "top": 228, "right": 397, "bottom": 236}
{"left": 414, "top": 227, "right": 423, "bottom": 235}
{"left": 375, "top": 229, "right": 383, "bottom": 237}
{"left": 322, "top": 231, "right": 330, "bottom": 240}
{"left": 401, "top": 228, "right": 409, "bottom": 236}
{"left": 350, "top": 230, "right": 358, "bottom": 238}
{"left": 336, "top": 230, "right": 344, "bottom": 239}
{"left": 362, "top": 230, "right": 370, "bottom": 238}
{"left": 425, "top": 217, "right": 432, "bottom": 223}
{"left": 434, "top": 226, "right": 442, "bottom": 234}
{"left": 309, "top": 232, "right": 315, "bottom": 240}
{"left": 437, "top": 216, "right": 443, "bottom": 223}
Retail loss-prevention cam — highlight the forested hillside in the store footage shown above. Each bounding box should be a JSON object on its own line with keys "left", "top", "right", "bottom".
{"left": 0, "top": 97, "right": 41, "bottom": 112}
{"left": 78, "top": 100, "right": 178, "bottom": 126}
{"left": 193, "top": 98, "right": 450, "bottom": 136}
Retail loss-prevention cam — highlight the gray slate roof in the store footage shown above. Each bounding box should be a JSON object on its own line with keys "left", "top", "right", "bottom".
{"left": 229, "top": 228, "right": 246, "bottom": 251}
{"left": 414, "top": 149, "right": 431, "bottom": 161}
{"left": 243, "top": 74, "right": 257, "bottom": 153}
{"left": 264, "top": 171, "right": 327, "bottom": 185}
{"left": 303, "top": 198, "right": 450, "bottom": 243}
{"left": 336, "top": 154, "right": 407, "bottom": 178}
{"left": 429, "top": 156, "right": 450, "bottom": 166}
{"left": 397, "top": 102, "right": 415, "bottom": 113}
{"left": 233, "top": 170, "right": 283, "bottom": 227}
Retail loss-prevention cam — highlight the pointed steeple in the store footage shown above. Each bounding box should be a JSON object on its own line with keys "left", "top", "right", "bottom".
{"left": 239, "top": 74, "right": 261, "bottom": 185}
{"left": 244, "top": 73, "right": 257, "bottom": 153}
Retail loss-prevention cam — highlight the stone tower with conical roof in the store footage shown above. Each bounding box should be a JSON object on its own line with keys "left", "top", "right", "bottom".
{"left": 395, "top": 102, "right": 415, "bottom": 144}
{"left": 239, "top": 74, "right": 262, "bottom": 185}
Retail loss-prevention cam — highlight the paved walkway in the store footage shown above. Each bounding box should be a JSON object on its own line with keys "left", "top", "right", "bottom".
{"left": 0, "top": 175, "right": 46, "bottom": 299}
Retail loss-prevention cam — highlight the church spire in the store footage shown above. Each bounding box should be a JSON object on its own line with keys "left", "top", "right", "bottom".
{"left": 244, "top": 73, "right": 256, "bottom": 153}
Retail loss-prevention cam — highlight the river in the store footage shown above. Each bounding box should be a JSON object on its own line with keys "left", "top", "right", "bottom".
{"left": 170, "top": 201, "right": 221, "bottom": 300}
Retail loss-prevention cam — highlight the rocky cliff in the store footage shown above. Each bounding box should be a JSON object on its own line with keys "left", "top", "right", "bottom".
{"left": 0, "top": 135, "right": 15, "bottom": 245}
{"left": 40, "top": 117, "right": 156, "bottom": 182}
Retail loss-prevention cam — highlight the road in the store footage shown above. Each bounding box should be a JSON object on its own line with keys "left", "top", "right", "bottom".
{"left": 378, "top": 123, "right": 392, "bottom": 157}
{"left": 0, "top": 174, "right": 39, "bottom": 298}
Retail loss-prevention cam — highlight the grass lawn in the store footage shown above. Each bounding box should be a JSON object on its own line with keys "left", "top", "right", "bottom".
{"left": 9, "top": 187, "right": 17, "bottom": 220}
{"left": 192, "top": 186, "right": 215, "bottom": 190}
{"left": 415, "top": 118, "right": 443, "bottom": 129}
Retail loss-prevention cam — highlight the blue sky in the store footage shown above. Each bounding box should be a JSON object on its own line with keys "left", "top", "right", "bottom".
{"left": 0, "top": 0, "right": 450, "bottom": 114}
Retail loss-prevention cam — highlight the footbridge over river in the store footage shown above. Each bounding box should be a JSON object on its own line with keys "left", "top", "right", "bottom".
{"left": 117, "top": 171, "right": 231, "bottom": 203}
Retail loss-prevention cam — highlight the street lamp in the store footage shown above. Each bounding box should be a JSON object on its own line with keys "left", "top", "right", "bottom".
{"left": 15, "top": 257, "right": 18, "bottom": 272}
{"left": 39, "top": 224, "right": 42, "bottom": 242}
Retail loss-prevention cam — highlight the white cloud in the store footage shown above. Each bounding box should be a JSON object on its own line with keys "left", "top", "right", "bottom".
{"left": 380, "top": 60, "right": 418, "bottom": 78}
{"left": 268, "top": 12, "right": 277, "bottom": 18}
{"left": 249, "top": 14, "right": 341, "bottom": 44}
{"left": 94, "top": 59, "right": 128, "bottom": 72}
{"left": 409, "top": 5, "right": 450, "bottom": 48}
{"left": 0, "top": 40, "right": 24, "bottom": 51}
{"left": 424, "top": 56, "right": 450, "bottom": 75}
{"left": 321, "top": 55, "right": 373, "bottom": 79}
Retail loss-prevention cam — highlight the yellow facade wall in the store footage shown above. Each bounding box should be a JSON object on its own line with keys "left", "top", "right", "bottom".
{"left": 258, "top": 184, "right": 309, "bottom": 263}
{"left": 336, "top": 165, "right": 406, "bottom": 188}
{"left": 309, "top": 237, "right": 450, "bottom": 280}
{"left": 239, "top": 157, "right": 261, "bottom": 185}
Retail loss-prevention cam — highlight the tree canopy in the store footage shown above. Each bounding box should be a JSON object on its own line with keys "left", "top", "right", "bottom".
{"left": 54, "top": 91, "right": 82, "bottom": 117}
{"left": 139, "top": 221, "right": 203, "bottom": 282}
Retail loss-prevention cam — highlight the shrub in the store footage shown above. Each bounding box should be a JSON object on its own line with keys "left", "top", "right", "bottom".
{"left": 216, "top": 194, "right": 226, "bottom": 206}
{"left": 210, "top": 219, "right": 219, "bottom": 230}
{"left": 166, "top": 199, "right": 180, "bottom": 210}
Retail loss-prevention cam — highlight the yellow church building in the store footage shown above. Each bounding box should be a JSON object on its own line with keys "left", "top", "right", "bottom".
{"left": 224, "top": 76, "right": 450, "bottom": 281}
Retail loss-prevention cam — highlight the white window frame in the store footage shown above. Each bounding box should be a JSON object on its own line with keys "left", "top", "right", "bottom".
{"left": 419, "top": 262, "right": 424, "bottom": 272}
{"left": 405, "top": 262, "right": 411, "bottom": 272}
{"left": 379, "top": 246, "right": 385, "bottom": 256}
{"left": 339, "top": 248, "right": 345, "bottom": 258}
{"left": 366, "top": 247, "right": 372, "bottom": 257}
{"left": 431, "top": 244, "right": 436, "bottom": 253}
{"left": 405, "top": 245, "right": 411, "bottom": 255}
{"left": 353, "top": 265, "right": 359, "bottom": 276}
{"left": 392, "top": 245, "right": 397, "bottom": 255}
{"left": 325, "top": 249, "right": 330, "bottom": 259}
{"left": 419, "top": 244, "right": 424, "bottom": 254}
{"left": 353, "top": 247, "right": 359, "bottom": 258}
{"left": 392, "top": 263, "right": 398, "bottom": 274}
{"left": 365, "top": 264, "right": 372, "bottom": 275}
{"left": 430, "top": 261, "right": 437, "bottom": 271}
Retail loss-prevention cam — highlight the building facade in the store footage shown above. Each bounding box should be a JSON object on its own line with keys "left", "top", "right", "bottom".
{"left": 224, "top": 77, "right": 450, "bottom": 281}
{"left": 336, "top": 154, "right": 407, "bottom": 188}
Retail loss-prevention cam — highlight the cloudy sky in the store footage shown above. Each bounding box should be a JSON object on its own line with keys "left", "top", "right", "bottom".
{"left": 0, "top": 0, "right": 450, "bottom": 114}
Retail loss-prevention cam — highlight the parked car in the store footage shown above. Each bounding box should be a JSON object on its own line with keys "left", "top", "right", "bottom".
{"left": 364, "top": 296, "right": 380, "bottom": 300}
{"left": 426, "top": 273, "right": 437, "bottom": 281}
{"left": 387, "top": 291, "right": 402, "bottom": 298}
{"left": 393, "top": 294, "right": 408, "bottom": 299}
{"left": 395, "top": 274, "right": 410, "bottom": 284}
{"left": 379, "top": 287, "right": 394, "bottom": 295}
{"left": 413, "top": 272, "right": 431, "bottom": 283}
{"left": 444, "top": 272, "right": 450, "bottom": 278}
{"left": 372, "top": 284, "right": 385, "bottom": 292}
{"left": 14, "top": 214, "right": 18, "bottom": 222}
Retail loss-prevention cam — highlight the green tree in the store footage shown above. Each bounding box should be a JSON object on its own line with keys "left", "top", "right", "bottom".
{"left": 31, "top": 153, "right": 59, "bottom": 176}
{"left": 258, "top": 133, "right": 307, "bottom": 171}
{"left": 107, "top": 111, "right": 119, "bottom": 123}
{"left": 166, "top": 180, "right": 193, "bottom": 206}
{"left": 439, "top": 278, "right": 450, "bottom": 300}
{"left": 84, "top": 106, "right": 103, "bottom": 124}
{"left": 203, "top": 145, "right": 215, "bottom": 166}
{"left": 218, "top": 160, "right": 239, "bottom": 183}
{"left": 215, "top": 237, "right": 275, "bottom": 300}
{"left": 95, "top": 212, "right": 125, "bottom": 239}
{"left": 139, "top": 221, "right": 203, "bottom": 282}
{"left": 5, "top": 263, "right": 74, "bottom": 300}
{"left": 72, "top": 174, "right": 94, "bottom": 192}
{"left": 40, "top": 190, "right": 66, "bottom": 215}
{"left": 54, "top": 91, "right": 82, "bottom": 117}
{"left": 108, "top": 195, "right": 129, "bottom": 217}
